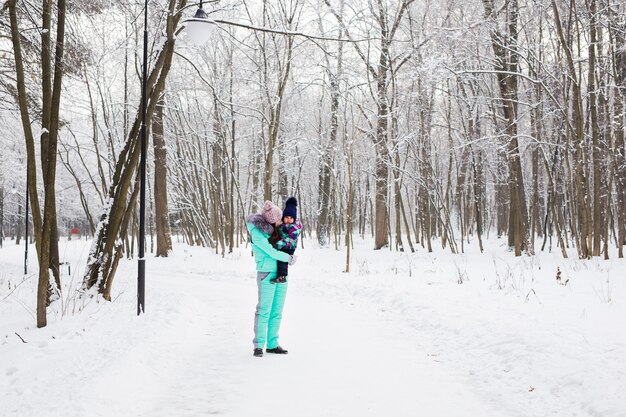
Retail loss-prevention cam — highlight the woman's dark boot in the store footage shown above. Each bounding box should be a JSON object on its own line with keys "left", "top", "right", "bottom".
{"left": 266, "top": 346, "right": 288, "bottom": 354}
{"left": 253, "top": 348, "right": 263, "bottom": 357}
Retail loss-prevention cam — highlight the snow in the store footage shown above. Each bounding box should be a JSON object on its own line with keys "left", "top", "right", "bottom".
{"left": 1, "top": 237, "right": 625, "bottom": 417}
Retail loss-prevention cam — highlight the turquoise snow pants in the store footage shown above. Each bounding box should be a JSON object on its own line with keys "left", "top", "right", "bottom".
{"left": 253, "top": 272, "right": 288, "bottom": 349}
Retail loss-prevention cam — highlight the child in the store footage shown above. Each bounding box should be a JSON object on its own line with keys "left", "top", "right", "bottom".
{"left": 269, "top": 197, "right": 302, "bottom": 284}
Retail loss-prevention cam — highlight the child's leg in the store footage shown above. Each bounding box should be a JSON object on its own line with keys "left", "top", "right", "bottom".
{"left": 271, "top": 248, "right": 291, "bottom": 283}
{"left": 270, "top": 261, "right": 288, "bottom": 283}
{"left": 276, "top": 259, "right": 289, "bottom": 277}
{"left": 273, "top": 248, "right": 295, "bottom": 283}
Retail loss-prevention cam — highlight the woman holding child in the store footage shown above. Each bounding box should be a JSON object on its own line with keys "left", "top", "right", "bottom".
{"left": 246, "top": 198, "right": 302, "bottom": 357}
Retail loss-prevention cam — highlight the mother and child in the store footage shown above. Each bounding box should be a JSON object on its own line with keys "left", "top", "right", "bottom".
{"left": 246, "top": 197, "right": 303, "bottom": 357}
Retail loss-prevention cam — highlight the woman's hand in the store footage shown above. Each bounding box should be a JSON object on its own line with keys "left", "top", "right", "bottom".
{"left": 288, "top": 255, "right": 298, "bottom": 265}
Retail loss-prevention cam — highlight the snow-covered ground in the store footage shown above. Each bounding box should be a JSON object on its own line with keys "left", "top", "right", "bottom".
{"left": 1, "top": 236, "right": 625, "bottom": 417}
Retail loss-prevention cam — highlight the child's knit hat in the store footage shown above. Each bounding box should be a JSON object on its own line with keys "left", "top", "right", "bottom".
{"left": 283, "top": 197, "right": 298, "bottom": 221}
{"left": 262, "top": 200, "right": 282, "bottom": 224}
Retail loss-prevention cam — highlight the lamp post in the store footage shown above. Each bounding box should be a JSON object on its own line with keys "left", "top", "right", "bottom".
{"left": 138, "top": 0, "right": 148, "bottom": 315}
{"left": 24, "top": 174, "right": 28, "bottom": 276}
{"left": 11, "top": 182, "right": 28, "bottom": 275}
{"left": 136, "top": 0, "right": 217, "bottom": 316}
{"left": 137, "top": 0, "right": 213, "bottom": 316}
{"left": 10, "top": 185, "right": 16, "bottom": 242}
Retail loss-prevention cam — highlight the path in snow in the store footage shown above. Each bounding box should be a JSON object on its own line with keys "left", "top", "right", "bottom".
{"left": 127, "top": 262, "right": 501, "bottom": 417}
{"left": 3, "top": 240, "right": 624, "bottom": 417}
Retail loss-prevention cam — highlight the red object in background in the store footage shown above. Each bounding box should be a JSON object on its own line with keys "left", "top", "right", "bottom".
{"left": 70, "top": 227, "right": 81, "bottom": 235}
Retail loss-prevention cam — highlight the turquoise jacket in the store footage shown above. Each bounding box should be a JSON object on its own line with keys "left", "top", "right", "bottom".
{"left": 246, "top": 214, "right": 290, "bottom": 272}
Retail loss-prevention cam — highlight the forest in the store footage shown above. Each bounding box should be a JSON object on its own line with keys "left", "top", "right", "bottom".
{"left": 1, "top": 0, "right": 625, "bottom": 327}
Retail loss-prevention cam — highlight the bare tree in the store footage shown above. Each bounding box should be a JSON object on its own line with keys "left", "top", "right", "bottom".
{"left": 83, "top": 0, "right": 187, "bottom": 300}
{"left": 8, "top": 0, "right": 70, "bottom": 327}
{"left": 482, "top": 0, "right": 529, "bottom": 256}
{"left": 325, "top": 0, "right": 415, "bottom": 249}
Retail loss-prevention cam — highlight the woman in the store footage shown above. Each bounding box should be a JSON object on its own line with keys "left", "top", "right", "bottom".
{"left": 246, "top": 200, "right": 297, "bottom": 357}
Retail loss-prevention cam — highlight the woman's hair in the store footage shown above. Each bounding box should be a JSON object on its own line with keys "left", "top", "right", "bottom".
{"left": 268, "top": 224, "right": 281, "bottom": 248}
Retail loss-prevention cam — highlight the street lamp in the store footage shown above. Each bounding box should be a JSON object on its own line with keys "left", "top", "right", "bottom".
{"left": 185, "top": 2, "right": 216, "bottom": 44}
{"left": 137, "top": 0, "right": 217, "bottom": 316}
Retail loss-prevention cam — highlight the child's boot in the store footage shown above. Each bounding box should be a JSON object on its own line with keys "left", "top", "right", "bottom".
{"left": 271, "top": 275, "right": 287, "bottom": 284}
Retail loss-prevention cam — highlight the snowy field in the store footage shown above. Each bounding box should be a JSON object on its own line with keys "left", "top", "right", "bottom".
{"left": 1, "top": 236, "right": 625, "bottom": 417}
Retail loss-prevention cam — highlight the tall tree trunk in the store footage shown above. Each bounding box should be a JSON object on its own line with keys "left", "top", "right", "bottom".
{"left": 471, "top": 148, "right": 484, "bottom": 253}
{"left": 153, "top": 98, "right": 172, "bottom": 257}
{"left": 588, "top": 0, "right": 602, "bottom": 256}
{"left": 9, "top": 0, "right": 67, "bottom": 327}
{"left": 345, "top": 142, "right": 354, "bottom": 272}
{"left": 483, "top": 0, "right": 528, "bottom": 256}
{"left": 374, "top": 63, "right": 390, "bottom": 249}
{"left": 552, "top": 0, "right": 591, "bottom": 258}
{"left": 318, "top": 68, "right": 340, "bottom": 246}
{"left": 610, "top": 8, "right": 626, "bottom": 257}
